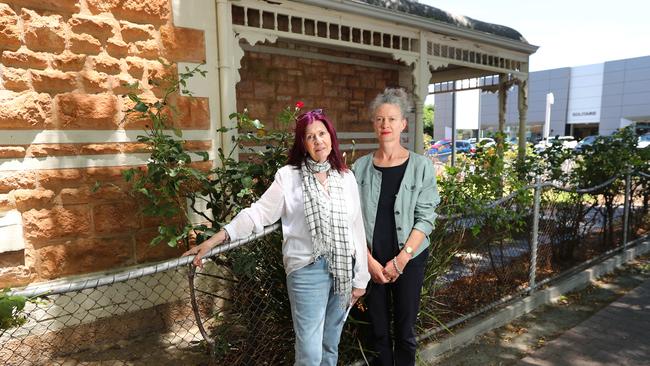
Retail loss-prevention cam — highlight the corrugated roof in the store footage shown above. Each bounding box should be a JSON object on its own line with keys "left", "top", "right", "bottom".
{"left": 357, "top": 0, "right": 527, "bottom": 43}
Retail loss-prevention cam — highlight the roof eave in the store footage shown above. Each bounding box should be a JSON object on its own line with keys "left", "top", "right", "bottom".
{"left": 298, "top": 0, "right": 539, "bottom": 55}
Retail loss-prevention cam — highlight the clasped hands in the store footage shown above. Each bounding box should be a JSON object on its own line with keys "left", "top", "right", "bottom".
{"left": 368, "top": 254, "right": 409, "bottom": 284}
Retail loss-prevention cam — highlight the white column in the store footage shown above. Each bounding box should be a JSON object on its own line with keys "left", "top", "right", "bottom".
{"left": 413, "top": 31, "right": 432, "bottom": 154}
{"left": 216, "top": 0, "right": 238, "bottom": 159}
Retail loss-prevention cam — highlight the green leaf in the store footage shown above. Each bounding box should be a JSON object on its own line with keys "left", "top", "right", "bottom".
{"left": 196, "top": 151, "right": 209, "bottom": 161}
{"left": 134, "top": 102, "right": 149, "bottom": 112}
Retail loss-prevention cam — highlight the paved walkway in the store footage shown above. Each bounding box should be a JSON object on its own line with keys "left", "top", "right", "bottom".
{"left": 518, "top": 278, "right": 650, "bottom": 366}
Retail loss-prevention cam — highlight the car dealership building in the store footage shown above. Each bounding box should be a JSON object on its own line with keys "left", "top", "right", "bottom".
{"left": 433, "top": 55, "right": 650, "bottom": 141}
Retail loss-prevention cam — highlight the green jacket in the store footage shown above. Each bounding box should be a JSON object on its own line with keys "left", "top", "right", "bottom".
{"left": 352, "top": 151, "right": 440, "bottom": 258}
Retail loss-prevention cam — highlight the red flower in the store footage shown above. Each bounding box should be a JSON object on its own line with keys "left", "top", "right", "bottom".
{"left": 295, "top": 101, "right": 304, "bottom": 109}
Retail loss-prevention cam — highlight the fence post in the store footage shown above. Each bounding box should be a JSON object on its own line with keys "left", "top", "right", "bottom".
{"left": 529, "top": 175, "right": 542, "bottom": 292}
{"left": 622, "top": 168, "right": 631, "bottom": 250}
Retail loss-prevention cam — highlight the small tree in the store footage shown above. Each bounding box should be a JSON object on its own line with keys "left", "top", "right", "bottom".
{"left": 423, "top": 104, "right": 434, "bottom": 137}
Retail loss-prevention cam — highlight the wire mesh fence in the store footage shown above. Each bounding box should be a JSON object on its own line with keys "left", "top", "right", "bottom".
{"left": 2, "top": 172, "right": 649, "bottom": 365}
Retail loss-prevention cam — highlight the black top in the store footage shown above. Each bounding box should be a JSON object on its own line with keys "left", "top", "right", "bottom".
{"left": 371, "top": 158, "right": 408, "bottom": 263}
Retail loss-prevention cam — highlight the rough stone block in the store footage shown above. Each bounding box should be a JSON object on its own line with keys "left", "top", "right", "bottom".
{"left": 86, "top": 0, "right": 120, "bottom": 14}
{"left": 0, "top": 249, "right": 24, "bottom": 268}
{"left": 1, "top": 67, "right": 30, "bottom": 91}
{"left": 0, "top": 90, "right": 52, "bottom": 129}
{"left": 31, "top": 69, "right": 77, "bottom": 94}
{"left": 89, "top": 53, "right": 122, "bottom": 74}
{"left": 69, "top": 33, "right": 102, "bottom": 55}
{"left": 93, "top": 201, "right": 140, "bottom": 234}
{"left": 119, "top": 20, "right": 154, "bottom": 42}
{"left": 4, "top": 0, "right": 79, "bottom": 13}
{"left": 35, "top": 237, "right": 133, "bottom": 279}
{"left": 55, "top": 93, "right": 118, "bottom": 129}
{"left": 25, "top": 143, "right": 78, "bottom": 157}
{"left": 58, "top": 187, "right": 91, "bottom": 205}
{"left": 80, "top": 70, "right": 110, "bottom": 93}
{"left": 0, "top": 4, "right": 21, "bottom": 51}
{"left": 68, "top": 14, "right": 115, "bottom": 41}
{"left": 0, "top": 171, "right": 37, "bottom": 193}
{"left": 120, "top": 95, "right": 155, "bottom": 129}
{"left": 111, "top": 74, "right": 139, "bottom": 95}
{"left": 22, "top": 205, "right": 91, "bottom": 241}
{"left": 160, "top": 25, "right": 206, "bottom": 63}
{"left": 125, "top": 56, "right": 146, "bottom": 78}
{"left": 85, "top": 166, "right": 131, "bottom": 183}
{"left": 88, "top": 183, "right": 129, "bottom": 202}
{"left": 128, "top": 39, "right": 159, "bottom": 59}
{"left": 112, "top": 0, "right": 170, "bottom": 25}
{"left": 52, "top": 51, "right": 86, "bottom": 72}
{"left": 22, "top": 9, "right": 66, "bottom": 53}
{"left": 37, "top": 168, "right": 85, "bottom": 188}
{"left": 0, "top": 145, "right": 26, "bottom": 159}
{"left": 106, "top": 38, "right": 128, "bottom": 58}
{"left": 1, "top": 49, "right": 50, "bottom": 69}
{"left": 0, "top": 265, "right": 33, "bottom": 288}
{"left": 11, "top": 188, "right": 55, "bottom": 211}
{"left": 79, "top": 142, "right": 121, "bottom": 155}
{"left": 0, "top": 193, "right": 16, "bottom": 212}
{"left": 170, "top": 96, "right": 210, "bottom": 129}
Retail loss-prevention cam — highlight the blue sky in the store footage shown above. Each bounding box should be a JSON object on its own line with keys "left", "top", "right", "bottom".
{"left": 420, "top": 0, "right": 650, "bottom": 71}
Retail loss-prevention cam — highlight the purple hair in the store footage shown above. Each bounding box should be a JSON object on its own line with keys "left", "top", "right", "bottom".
{"left": 287, "top": 109, "right": 348, "bottom": 172}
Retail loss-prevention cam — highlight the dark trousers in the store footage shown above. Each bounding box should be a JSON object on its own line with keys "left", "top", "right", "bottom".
{"left": 366, "top": 248, "right": 428, "bottom": 366}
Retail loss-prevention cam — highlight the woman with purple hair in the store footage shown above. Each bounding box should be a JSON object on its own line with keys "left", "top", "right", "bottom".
{"left": 184, "top": 109, "right": 370, "bottom": 366}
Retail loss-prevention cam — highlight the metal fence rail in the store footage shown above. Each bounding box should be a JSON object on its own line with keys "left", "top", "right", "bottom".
{"left": 1, "top": 172, "right": 648, "bottom": 365}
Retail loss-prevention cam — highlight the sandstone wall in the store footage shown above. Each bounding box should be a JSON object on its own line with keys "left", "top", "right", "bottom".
{"left": 236, "top": 40, "right": 406, "bottom": 157}
{"left": 0, "top": 0, "right": 209, "bottom": 287}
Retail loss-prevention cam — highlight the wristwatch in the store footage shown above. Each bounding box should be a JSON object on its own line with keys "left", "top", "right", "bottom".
{"left": 404, "top": 246, "right": 413, "bottom": 255}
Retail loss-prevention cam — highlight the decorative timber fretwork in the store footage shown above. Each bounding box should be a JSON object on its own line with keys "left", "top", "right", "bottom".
{"left": 230, "top": 1, "right": 529, "bottom": 84}
{"left": 231, "top": 1, "right": 420, "bottom": 63}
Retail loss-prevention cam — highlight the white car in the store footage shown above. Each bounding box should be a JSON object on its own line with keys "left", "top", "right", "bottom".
{"left": 534, "top": 136, "right": 578, "bottom": 152}
{"left": 638, "top": 133, "right": 650, "bottom": 149}
{"left": 468, "top": 137, "right": 496, "bottom": 148}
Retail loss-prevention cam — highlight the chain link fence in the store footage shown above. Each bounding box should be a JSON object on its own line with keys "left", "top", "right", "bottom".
{"left": 2, "top": 172, "right": 649, "bottom": 365}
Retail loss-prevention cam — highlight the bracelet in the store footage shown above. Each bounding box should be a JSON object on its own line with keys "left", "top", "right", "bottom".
{"left": 222, "top": 229, "right": 231, "bottom": 244}
{"left": 392, "top": 257, "right": 403, "bottom": 275}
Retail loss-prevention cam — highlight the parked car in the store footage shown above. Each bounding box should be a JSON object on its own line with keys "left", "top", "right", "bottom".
{"left": 426, "top": 140, "right": 475, "bottom": 157}
{"left": 574, "top": 135, "right": 599, "bottom": 153}
{"left": 638, "top": 133, "right": 650, "bottom": 149}
{"left": 534, "top": 136, "right": 577, "bottom": 152}
{"left": 469, "top": 137, "right": 496, "bottom": 148}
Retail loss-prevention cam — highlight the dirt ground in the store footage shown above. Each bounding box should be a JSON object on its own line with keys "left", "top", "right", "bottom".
{"left": 425, "top": 254, "right": 650, "bottom": 366}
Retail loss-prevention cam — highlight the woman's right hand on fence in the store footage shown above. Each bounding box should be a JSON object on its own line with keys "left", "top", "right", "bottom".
{"left": 367, "top": 254, "right": 390, "bottom": 284}
{"left": 182, "top": 229, "right": 228, "bottom": 268}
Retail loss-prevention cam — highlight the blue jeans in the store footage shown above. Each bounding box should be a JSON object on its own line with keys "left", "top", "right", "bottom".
{"left": 286, "top": 257, "right": 347, "bottom": 366}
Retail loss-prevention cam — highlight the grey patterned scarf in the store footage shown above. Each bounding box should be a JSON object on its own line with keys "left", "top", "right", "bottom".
{"left": 301, "top": 158, "right": 353, "bottom": 307}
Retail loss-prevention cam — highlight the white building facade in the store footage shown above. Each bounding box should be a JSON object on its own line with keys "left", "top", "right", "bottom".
{"left": 434, "top": 55, "right": 650, "bottom": 141}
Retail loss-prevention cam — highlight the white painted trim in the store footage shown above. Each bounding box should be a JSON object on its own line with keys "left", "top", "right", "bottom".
{"left": 171, "top": 0, "right": 221, "bottom": 168}
{"left": 240, "top": 44, "right": 407, "bottom": 71}
{"left": 297, "top": 0, "right": 538, "bottom": 54}
{"left": 234, "top": 25, "right": 418, "bottom": 64}
{"left": 0, "top": 152, "right": 214, "bottom": 172}
{"left": 0, "top": 130, "right": 212, "bottom": 145}
{"left": 236, "top": 0, "right": 421, "bottom": 39}
{"left": 0, "top": 210, "right": 24, "bottom": 253}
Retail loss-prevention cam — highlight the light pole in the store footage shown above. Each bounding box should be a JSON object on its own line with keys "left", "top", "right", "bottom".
{"left": 543, "top": 92, "right": 554, "bottom": 140}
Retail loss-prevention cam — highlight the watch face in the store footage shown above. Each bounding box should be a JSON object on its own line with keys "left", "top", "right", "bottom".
{"left": 405, "top": 246, "right": 413, "bottom": 254}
